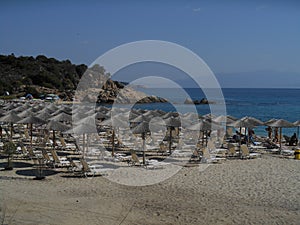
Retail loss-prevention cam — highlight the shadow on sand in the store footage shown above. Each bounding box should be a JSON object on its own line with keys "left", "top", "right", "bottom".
{"left": 15, "top": 169, "right": 58, "bottom": 177}
{"left": 0, "top": 161, "right": 33, "bottom": 169}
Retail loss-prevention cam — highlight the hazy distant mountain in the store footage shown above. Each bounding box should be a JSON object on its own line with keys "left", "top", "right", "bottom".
{"left": 215, "top": 71, "right": 300, "bottom": 88}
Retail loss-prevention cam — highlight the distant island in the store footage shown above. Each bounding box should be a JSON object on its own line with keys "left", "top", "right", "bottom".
{"left": 0, "top": 54, "right": 166, "bottom": 104}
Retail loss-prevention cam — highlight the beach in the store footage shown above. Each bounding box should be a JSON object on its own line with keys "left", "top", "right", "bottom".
{"left": 1, "top": 155, "right": 299, "bottom": 225}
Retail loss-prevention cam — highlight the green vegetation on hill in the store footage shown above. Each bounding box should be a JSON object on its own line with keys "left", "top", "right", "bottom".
{"left": 0, "top": 54, "right": 165, "bottom": 103}
{"left": 0, "top": 54, "right": 87, "bottom": 97}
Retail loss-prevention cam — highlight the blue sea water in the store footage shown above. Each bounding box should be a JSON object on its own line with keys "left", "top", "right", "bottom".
{"left": 131, "top": 88, "right": 300, "bottom": 136}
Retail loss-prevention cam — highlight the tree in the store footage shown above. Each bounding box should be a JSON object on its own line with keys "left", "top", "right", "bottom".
{"left": 3, "top": 141, "right": 16, "bottom": 170}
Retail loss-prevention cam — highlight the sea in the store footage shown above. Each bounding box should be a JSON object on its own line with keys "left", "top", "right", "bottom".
{"left": 129, "top": 88, "right": 300, "bottom": 137}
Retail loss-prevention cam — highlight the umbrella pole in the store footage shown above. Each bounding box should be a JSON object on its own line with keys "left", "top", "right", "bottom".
{"left": 245, "top": 127, "right": 248, "bottom": 146}
{"left": 142, "top": 133, "right": 146, "bottom": 165}
{"left": 10, "top": 122, "right": 13, "bottom": 140}
{"left": 53, "top": 130, "right": 55, "bottom": 149}
{"left": 30, "top": 123, "right": 33, "bottom": 147}
{"left": 239, "top": 127, "right": 242, "bottom": 157}
{"left": 112, "top": 129, "right": 115, "bottom": 157}
{"left": 86, "top": 134, "right": 89, "bottom": 153}
{"left": 279, "top": 127, "right": 282, "bottom": 154}
{"left": 296, "top": 126, "right": 300, "bottom": 144}
{"left": 82, "top": 134, "right": 85, "bottom": 159}
{"left": 169, "top": 128, "right": 172, "bottom": 154}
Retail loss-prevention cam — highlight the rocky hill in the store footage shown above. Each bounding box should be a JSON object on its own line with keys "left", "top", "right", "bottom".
{"left": 0, "top": 54, "right": 166, "bottom": 103}
{"left": 0, "top": 54, "right": 86, "bottom": 98}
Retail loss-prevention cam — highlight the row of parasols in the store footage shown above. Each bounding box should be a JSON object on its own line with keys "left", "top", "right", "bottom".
{"left": 0, "top": 102, "right": 299, "bottom": 155}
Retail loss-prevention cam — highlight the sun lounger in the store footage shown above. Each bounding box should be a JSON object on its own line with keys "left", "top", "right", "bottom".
{"left": 79, "top": 159, "right": 113, "bottom": 177}
{"left": 201, "top": 147, "right": 226, "bottom": 163}
{"left": 87, "top": 164, "right": 114, "bottom": 176}
{"left": 68, "top": 160, "right": 83, "bottom": 172}
{"left": 227, "top": 143, "right": 238, "bottom": 157}
{"left": 128, "top": 150, "right": 143, "bottom": 166}
{"left": 240, "top": 145, "right": 261, "bottom": 159}
{"left": 146, "top": 159, "right": 170, "bottom": 169}
{"left": 50, "top": 149, "right": 70, "bottom": 167}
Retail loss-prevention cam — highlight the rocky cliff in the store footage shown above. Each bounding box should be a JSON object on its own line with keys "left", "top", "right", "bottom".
{"left": 0, "top": 54, "right": 167, "bottom": 104}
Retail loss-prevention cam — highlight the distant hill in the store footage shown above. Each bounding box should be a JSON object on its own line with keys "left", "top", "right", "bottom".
{"left": 0, "top": 54, "right": 166, "bottom": 103}
{"left": 0, "top": 54, "right": 87, "bottom": 99}
{"left": 215, "top": 71, "right": 300, "bottom": 88}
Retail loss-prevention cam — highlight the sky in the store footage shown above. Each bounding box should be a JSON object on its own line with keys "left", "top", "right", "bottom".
{"left": 1, "top": 0, "right": 300, "bottom": 88}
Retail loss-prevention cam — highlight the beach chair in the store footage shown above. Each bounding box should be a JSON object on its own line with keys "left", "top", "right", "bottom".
{"left": 59, "top": 136, "right": 67, "bottom": 148}
{"left": 43, "top": 134, "right": 50, "bottom": 146}
{"left": 24, "top": 129, "right": 30, "bottom": 139}
{"left": 129, "top": 150, "right": 143, "bottom": 166}
{"left": 201, "top": 147, "right": 225, "bottom": 163}
{"left": 80, "top": 160, "right": 114, "bottom": 177}
{"left": 68, "top": 160, "right": 83, "bottom": 172}
{"left": 50, "top": 149, "right": 70, "bottom": 167}
{"left": 226, "top": 127, "right": 233, "bottom": 138}
{"left": 190, "top": 149, "right": 200, "bottom": 161}
{"left": 240, "top": 144, "right": 261, "bottom": 159}
{"left": 27, "top": 147, "right": 36, "bottom": 158}
{"left": 158, "top": 142, "right": 168, "bottom": 155}
{"left": 42, "top": 149, "right": 51, "bottom": 162}
{"left": 41, "top": 149, "right": 54, "bottom": 167}
{"left": 146, "top": 159, "right": 170, "bottom": 170}
{"left": 80, "top": 159, "right": 91, "bottom": 177}
{"left": 18, "top": 143, "right": 29, "bottom": 157}
{"left": 227, "top": 143, "right": 238, "bottom": 157}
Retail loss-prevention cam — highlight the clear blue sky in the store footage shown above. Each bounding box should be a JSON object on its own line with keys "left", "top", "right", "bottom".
{"left": 1, "top": 0, "right": 300, "bottom": 87}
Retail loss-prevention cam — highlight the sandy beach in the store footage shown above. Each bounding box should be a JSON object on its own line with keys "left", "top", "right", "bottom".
{"left": 1, "top": 154, "right": 299, "bottom": 225}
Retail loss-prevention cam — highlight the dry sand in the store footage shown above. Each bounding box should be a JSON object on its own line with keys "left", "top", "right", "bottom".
{"left": 0, "top": 155, "right": 299, "bottom": 225}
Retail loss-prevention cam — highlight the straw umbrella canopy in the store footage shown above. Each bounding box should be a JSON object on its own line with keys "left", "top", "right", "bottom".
{"left": 94, "top": 111, "right": 109, "bottom": 121}
{"left": 266, "top": 119, "right": 295, "bottom": 153}
{"left": 187, "top": 119, "right": 223, "bottom": 146}
{"left": 203, "top": 113, "right": 216, "bottom": 120}
{"left": 46, "top": 120, "right": 71, "bottom": 148}
{"left": 0, "top": 111, "right": 22, "bottom": 124}
{"left": 46, "top": 103, "right": 59, "bottom": 112}
{"left": 293, "top": 120, "right": 300, "bottom": 144}
{"left": 37, "top": 107, "right": 54, "bottom": 115}
{"left": 213, "top": 115, "right": 237, "bottom": 125}
{"left": 130, "top": 114, "right": 151, "bottom": 124}
{"left": 0, "top": 108, "right": 7, "bottom": 116}
{"left": 143, "top": 110, "right": 162, "bottom": 118}
{"left": 162, "top": 112, "right": 179, "bottom": 119}
{"left": 131, "top": 121, "right": 150, "bottom": 165}
{"left": 229, "top": 116, "right": 264, "bottom": 128}
{"left": 17, "top": 108, "right": 34, "bottom": 118}
{"left": 36, "top": 111, "right": 53, "bottom": 121}
{"left": 17, "top": 116, "right": 47, "bottom": 146}
{"left": 51, "top": 109, "right": 72, "bottom": 116}
{"left": 74, "top": 115, "right": 96, "bottom": 126}
{"left": 228, "top": 116, "right": 264, "bottom": 151}
{"left": 50, "top": 112, "right": 72, "bottom": 123}
{"left": 2, "top": 103, "right": 17, "bottom": 111}
{"left": 0, "top": 111, "right": 23, "bottom": 140}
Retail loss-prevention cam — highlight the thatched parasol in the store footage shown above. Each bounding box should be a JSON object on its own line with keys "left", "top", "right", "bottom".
{"left": 0, "top": 111, "right": 22, "bottom": 140}
{"left": 266, "top": 119, "right": 295, "bottom": 153}
{"left": 132, "top": 121, "right": 150, "bottom": 165}
{"left": 46, "top": 120, "right": 71, "bottom": 148}
{"left": 17, "top": 116, "right": 46, "bottom": 146}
